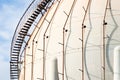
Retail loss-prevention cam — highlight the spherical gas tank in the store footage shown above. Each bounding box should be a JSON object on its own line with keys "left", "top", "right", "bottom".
{"left": 18, "top": 0, "right": 120, "bottom": 80}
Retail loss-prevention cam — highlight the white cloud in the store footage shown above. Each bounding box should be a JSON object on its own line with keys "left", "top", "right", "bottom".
{"left": 0, "top": 30, "right": 11, "bottom": 40}
{"left": 0, "top": 56, "right": 10, "bottom": 80}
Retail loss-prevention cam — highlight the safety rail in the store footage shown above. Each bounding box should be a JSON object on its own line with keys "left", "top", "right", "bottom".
{"left": 10, "top": 0, "right": 55, "bottom": 80}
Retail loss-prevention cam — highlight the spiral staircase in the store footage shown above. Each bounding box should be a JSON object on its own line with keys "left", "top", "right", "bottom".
{"left": 10, "top": 0, "right": 55, "bottom": 79}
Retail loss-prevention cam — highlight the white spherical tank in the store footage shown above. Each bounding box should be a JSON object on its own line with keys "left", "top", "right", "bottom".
{"left": 114, "top": 46, "right": 120, "bottom": 80}
{"left": 11, "top": 0, "right": 120, "bottom": 80}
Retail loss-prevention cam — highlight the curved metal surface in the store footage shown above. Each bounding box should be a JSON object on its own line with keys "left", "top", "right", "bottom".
{"left": 10, "top": 0, "right": 120, "bottom": 80}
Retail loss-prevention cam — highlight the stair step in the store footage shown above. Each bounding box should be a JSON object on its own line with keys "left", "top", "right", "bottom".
{"left": 11, "top": 74, "right": 19, "bottom": 76}
{"left": 18, "top": 36, "right": 25, "bottom": 39}
{"left": 10, "top": 65, "right": 18, "bottom": 69}
{"left": 11, "top": 56, "right": 18, "bottom": 59}
{"left": 11, "top": 63, "right": 18, "bottom": 65}
{"left": 11, "top": 71, "right": 18, "bottom": 73}
{"left": 15, "top": 43, "right": 22, "bottom": 46}
{"left": 11, "top": 56, "right": 18, "bottom": 58}
{"left": 11, "top": 64, "right": 18, "bottom": 66}
{"left": 10, "top": 62, "right": 18, "bottom": 64}
{"left": 11, "top": 57, "right": 18, "bottom": 59}
{"left": 27, "top": 20, "right": 33, "bottom": 24}
{"left": 11, "top": 68, "right": 18, "bottom": 70}
{"left": 12, "top": 51, "right": 19, "bottom": 53}
{"left": 11, "top": 65, "right": 18, "bottom": 67}
{"left": 14, "top": 46, "right": 21, "bottom": 49}
{"left": 41, "top": 1, "right": 47, "bottom": 6}
{"left": 10, "top": 63, "right": 18, "bottom": 65}
{"left": 34, "top": 10, "right": 40, "bottom": 14}
{"left": 16, "top": 38, "right": 24, "bottom": 41}
{"left": 25, "top": 23, "right": 32, "bottom": 26}
{"left": 11, "top": 74, "right": 18, "bottom": 76}
{"left": 20, "top": 30, "right": 27, "bottom": 33}
{"left": 11, "top": 57, "right": 18, "bottom": 60}
{"left": 11, "top": 59, "right": 18, "bottom": 61}
{"left": 12, "top": 51, "right": 20, "bottom": 53}
{"left": 36, "top": 8, "right": 41, "bottom": 12}
{"left": 11, "top": 54, "right": 19, "bottom": 56}
{"left": 11, "top": 66, "right": 18, "bottom": 68}
{"left": 45, "top": 0, "right": 50, "bottom": 3}
{"left": 16, "top": 40, "right": 23, "bottom": 43}
{"left": 10, "top": 61, "right": 18, "bottom": 63}
{"left": 13, "top": 49, "right": 20, "bottom": 51}
{"left": 11, "top": 67, "right": 18, "bottom": 69}
{"left": 21, "top": 28, "right": 28, "bottom": 31}
{"left": 11, "top": 77, "right": 18, "bottom": 79}
{"left": 32, "top": 13, "right": 38, "bottom": 17}
{"left": 19, "top": 32, "right": 27, "bottom": 35}
{"left": 23, "top": 25, "right": 30, "bottom": 29}
{"left": 38, "top": 4, "right": 44, "bottom": 9}
{"left": 10, "top": 72, "right": 18, "bottom": 74}
{"left": 11, "top": 76, "right": 18, "bottom": 78}
{"left": 31, "top": 15, "right": 36, "bottom": 19}
{"left": 41, "top": 1, "right": 47, "bottom": 4}
{"left": 28, "top": 18, "right": 35, "bottom": 22}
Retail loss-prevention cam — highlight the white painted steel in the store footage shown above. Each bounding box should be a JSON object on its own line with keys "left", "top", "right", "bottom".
{"left": 18, "top": 0, "right": 120, "bottom": 80}
{"left": 114, "top": 46, "right": 120, "bottom": 80}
